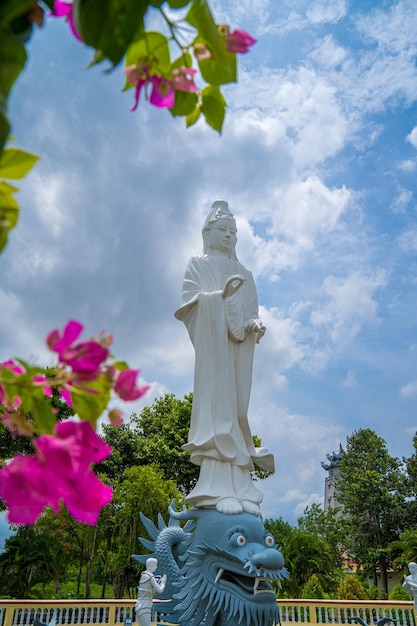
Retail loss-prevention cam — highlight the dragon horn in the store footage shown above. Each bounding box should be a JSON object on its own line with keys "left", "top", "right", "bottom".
{"left": 168, "top": 500, "right": 201, "bottom": 521}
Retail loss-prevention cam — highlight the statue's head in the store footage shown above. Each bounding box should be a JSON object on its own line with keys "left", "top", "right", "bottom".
{"left": 146, "top": 557, "right": 158, "bottom": 572}
{"left": 202, "top": 200, "right": 238, "bottom": 260}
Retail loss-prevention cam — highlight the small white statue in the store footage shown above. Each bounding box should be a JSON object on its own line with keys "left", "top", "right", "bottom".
{"left": 135, "top": 558, "right": 167, "bottom": 626}
{"left": 175, "top": 200, "right": 274, "bottom": 516}
{"left": 403, "top": 562, "right": 417, "bottom": 609}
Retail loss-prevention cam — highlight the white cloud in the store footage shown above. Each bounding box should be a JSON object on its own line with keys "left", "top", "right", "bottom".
{"left": 257, "top": 305, "right": 305, "bottom": 371}
{"left": 269, "top": 177, "right": 351, "bottom": 244}
{"left": 391, "top": 188, "right": 413, "bottom": 214}
{"left": 31, "top": 170, "right": 74, "bottom": 238}
{"left": 400, "top": 379, "right": 417, "bottom": 398}
{"left": 309, "top": 35, "right": 348, "bottom": 69}
{"left": 0, "top": 289, "right": 50, "bottom": 363}
{"left": 306, "top": 0, "right": 347, "bottom": 25}
{"left": 228, "top": 65, "right": 353, "bottom": 170}
{"left": 294, "top": 493, "right": 323, "bottom": 517}
{"left": 343, "top": 369, "right": 357, "bottom": 388}
{"left": 398, "top": 227, "right": 417, "bottom": 254}
{"left": 310, "top": 270, "right": 387, "bottom": 343}
{"left": 399, "top": 159, "right": 417, "bottom": 172}
{"left": 407, "top": 127, "right": 417, "bottom": 149}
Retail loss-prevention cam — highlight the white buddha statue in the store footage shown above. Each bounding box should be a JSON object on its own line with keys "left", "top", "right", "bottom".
{"left": 175, "top": 200, "right": 274, "bottom": 515}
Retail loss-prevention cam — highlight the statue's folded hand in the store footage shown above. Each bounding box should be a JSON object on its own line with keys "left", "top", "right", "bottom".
{"left": 246, "top": 319, "right": 266, "bottom": 342}
{"left": 222, "top": 274, "right": 246, "bottom": 298}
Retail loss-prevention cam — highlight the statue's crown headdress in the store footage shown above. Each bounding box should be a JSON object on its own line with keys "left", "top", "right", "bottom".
{"left": 204, "top": 200, "right": 235, "bottom": 229}
{"left": 202, "top": 200, "right": 238, "bottom": 260}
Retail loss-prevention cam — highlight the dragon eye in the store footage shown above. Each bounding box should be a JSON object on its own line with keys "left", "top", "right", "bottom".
{"left": 265, "top": 535, "right": 275, "bottom": 547}
{"left": 230, "top": 533, "right": 246, "bottom": 546}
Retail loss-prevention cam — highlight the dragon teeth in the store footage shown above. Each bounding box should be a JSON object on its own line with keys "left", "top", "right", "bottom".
{"left": 215, "top": 568, "right": 224, "bottom": 584}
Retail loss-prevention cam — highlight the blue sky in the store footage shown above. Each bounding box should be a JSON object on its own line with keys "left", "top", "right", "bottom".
{"left": 1, "top": 0, "right": 417, "bottom": 541}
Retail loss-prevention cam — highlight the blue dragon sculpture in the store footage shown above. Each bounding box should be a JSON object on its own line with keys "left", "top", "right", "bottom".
{"left": 132, "top": 503, "right": 288, "bottom": 626}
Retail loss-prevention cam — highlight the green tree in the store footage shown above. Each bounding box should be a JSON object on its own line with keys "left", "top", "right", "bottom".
{"left": 31, "top": 508, "right": 82, "bottom": 595}
{"left": 99, "top": 394, "right": 197, "bottom": 493}
{"left": 388, "top": 583, "right": 412, "bottom": 601}
{"left": 131, "top": 393, "right": 198, "bottom": 493}
{"left": 392, "top": 528, "right": 417, "bottom": 572}
{"left": 401, "top": 432, "right": 417, "bottom": 538}
{"left": 301, "top": 573, "right": 325, "bottom": 599}
{"left": 298, "top": 503, "right": 348, "bottom": 566}
{"left": 266, "top": 520, "right": 340, "bottom": 598}
{"left": 337, "top": 428, "right": 409, "bottom": 598}
{"left": 99, "top": 464, "right": 181, "bottom": 599}
{"left": 336, "top": 574, "right": 366, "bottom": 600}
{"left": 0, "top": 525, "right": 52, "bottom": 597}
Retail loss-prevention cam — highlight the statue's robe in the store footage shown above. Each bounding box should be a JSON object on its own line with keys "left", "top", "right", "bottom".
{"left": 175, "top": 254, "right": 264, "bottom": 507}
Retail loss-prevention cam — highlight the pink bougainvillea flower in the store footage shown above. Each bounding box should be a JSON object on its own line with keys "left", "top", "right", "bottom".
{"left": 225, "top": 28, "right": 256, "bottom": 54}
{"left": 193, "top": 42, "right": 211, "bottom": 61}
{"left": 33, "top": 374, "right": 53, "bottom": 398}
{"left": 172, "top": 67, "right": 198, "bottom": 93}
{"left": 60, "top": 387, "right": 73, "bottom": 407}
{"left": 1, "top": 359, "right": 24, "bottom": 375}
{"left": 49, "top": 0, "right": 82, "bottom": 41}
{"left": 47, "top": 319, "right": 83, "bottom": 351}
{"left": 114, "top": 369, "right": 149, "bottom": 401}
{"left": 125, "top": 60, "right": 175, "bottom": 110}
{"left": 149, "top": 76, "right": 175, "bottom": 108}
{"left": 0, "top": 454, "right": 61, "bottom": 525}
{"left": 0, "top": 420, "right": 112, "bottom": 525}
{"left": 0, "top": 361, "right": 23, "bottom": 409}
{"left": 47, "top": 320, "right": 109, "bottom": 377}
{"left": 1, "top": 411, "right": 34, "bottom": 437}
{"left": 63, "top": 470, "right": 112, "bottom": 525}
{"left": 0, "top": 384, "right": 21, "bottom": 411}
{"left": 125, "top": 63, "right": 149, "bottom": 112}
{"left": 62, "top": 340, "right": 109, "bottom": 375}
{"left": 55, "top": 420, "right": 112, "bottom": 469}
{"left": 36, "top": 432, "right": 76, "bottom": 477}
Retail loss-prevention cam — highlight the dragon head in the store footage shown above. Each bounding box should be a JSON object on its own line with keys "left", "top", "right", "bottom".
{"left": 161, "top": 506, "right": 288, "bottom": 626}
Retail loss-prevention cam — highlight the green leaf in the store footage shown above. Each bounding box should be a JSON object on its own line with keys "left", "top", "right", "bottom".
{"left": 0, "top": 94, "right": 10, "bottom": 153}
{"left": 170, "top": 90, "right": 198, "bottom": 116}
{"left": 0, "top": 146, "right": 39, "bottom": 179}
{"left": 125, "top": 31, "right": 171, "bottom": 70}
{"left": 86, "top": 49, "right": 108, "bottom": 69}
{"left": 30, "top": 395, "right": 57, "bottom": 434}
{"left": 0, "top": 180, "right": 17, "bottom": 193}
{"left": 197, "top": 45, "right": 236, "bottom": 85}
{"left": 0, "top": 0, "right": 35, "bottom": 25}
{"left": 14, "top": 358, "right": 45, "bottom": 376}
{"left": 74, "top": 0, "right": 148, "bottom": 66}
{"left": 201, "top": 85, "right": 226, "bottom": 133}
{"left": 72, "top": 375, "right": 112, "bottom": 425}
{"left": 0, "top": 35, "right": 27, "bottom": 97}
{"left": 123, "top": 31, "right": 171, "bottom": 90}
{"left": 113, "top": 360, "right": 129, "bottom": 371}
{"left": 167, "top": 0, "right": 190, "bottom": 7}
{"left": 186, "top": 105, "right": 201, "bottom": 128}
{"left": 72, "top": 391, "right": 103, "bottom": 427}
{"left": 186, "top": 0, "right": 226, "bottom": 63}
{"left": 0, "top": 185, "right": 19, "bottom": 252}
